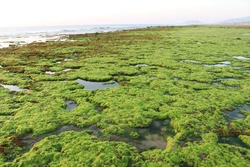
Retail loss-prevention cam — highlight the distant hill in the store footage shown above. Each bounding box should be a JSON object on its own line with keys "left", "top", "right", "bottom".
{"left": 182, "top": 20, "right": 203, "bottom": 25}
{"left": 219, "top": 16, "right": 250, "bottom": 24}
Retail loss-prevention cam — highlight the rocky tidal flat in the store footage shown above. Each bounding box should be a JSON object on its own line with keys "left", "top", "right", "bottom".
{"left": 0, "top": 26, "right": 250, "bottom": 166}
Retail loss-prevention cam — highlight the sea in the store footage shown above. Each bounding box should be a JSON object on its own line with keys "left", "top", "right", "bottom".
{"left": 0, "top": 24, "right": 154, "bottom": 48}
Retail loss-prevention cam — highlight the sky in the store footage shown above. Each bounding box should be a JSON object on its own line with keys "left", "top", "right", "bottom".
{"left": 1, "top": 0, "right": 250, "bottom": 27}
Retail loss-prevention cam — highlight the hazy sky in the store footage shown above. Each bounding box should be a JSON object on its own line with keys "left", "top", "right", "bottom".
{"left": 1, "top": 0, "right": 249, "bottom": 27}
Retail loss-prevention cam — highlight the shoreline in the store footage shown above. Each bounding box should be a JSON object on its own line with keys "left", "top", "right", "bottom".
{"left": 0, "top": 24, "right": 154, "bottom": 48}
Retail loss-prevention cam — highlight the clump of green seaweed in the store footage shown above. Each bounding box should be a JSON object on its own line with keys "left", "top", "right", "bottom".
{"left": 1, "top": 25, "right": 250, "bottom": 166}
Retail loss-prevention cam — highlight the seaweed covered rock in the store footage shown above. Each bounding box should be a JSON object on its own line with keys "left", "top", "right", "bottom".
{"left": 9, "top": 131, "right": 141, "bottom": 167}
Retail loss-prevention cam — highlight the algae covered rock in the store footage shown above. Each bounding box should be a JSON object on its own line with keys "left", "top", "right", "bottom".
{"left": 10, "top": 131, "right": 141, "bottom": 167}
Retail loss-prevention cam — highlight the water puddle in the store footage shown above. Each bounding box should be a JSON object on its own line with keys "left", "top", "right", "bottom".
{"left": 135, "top": 120, "right": 173, "bottom": 150}
{"left": 233, "top": 56, "right": 250, "bottom": 60}
{"left": 16, "top": 124, "right": 100, "bottom": 154}
{"left": 204, "top": 61, "right": 231, "bottom": 67}
{"left": 213, "top": 80, "right": 240, "bottom": 89}
{"left": 66, "top": 100, "right": 78, "bottom": 111}
{"left": 63, "top": 69, "right": 71, "bottom": 72}
{"left": 17, "top": 119, "right": 174, "bottom": 156}
{"left": 64, "top": 59, "right": 73, "bottom": 61}
{"left": 0, "top": 84, "right": 28, "bottom": 92}
{"left": 218, "top": 137, "right": 249, "bottom": 148}
{"left": 19, "top": 125, "right": 81, "bottom": 147}
{"left": 45, "top": 71, "right": 56, "bottom": 75}
{"left": 135, "top": 64, "right": 149, "bottom": 67}
{"left": 225, "top": 104, "right": 250, "bottom": 121}
{"left": 76, "top": 79, "right": 119, "bottom": 90}
{"left": 219, "top": 61, "right": 231, "bottom": 65}
{"left": 95, "top": 104, "right": 103, "bottom": 112}
{"left": 218, "top": 78, "right": 236, "bottom": 81}
{"left": 100, "top": 120, "right": 174, "bottom": 151}
{"left": 180, "top": 60, "right": 199, "bottom": 63}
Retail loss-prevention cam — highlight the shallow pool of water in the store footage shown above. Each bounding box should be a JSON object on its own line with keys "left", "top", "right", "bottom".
{"left": 218, "top": 136, "right": 249, "bottom": 148}
{"left": 218, "top": 78, "right": 236, "bottom": 81}
{"left": 76, "top": 79, "right": 119, "bottom": 90}
{"left": 0, "top": 84, "right": 28, "bottom": 92}
{"left": 180, "top": 60, "right": 199, "bottom": 63}
{"left": 45, "top": 71, "right": 56, "bottom": 75}
{"left": 64, "top": 58, "right": 73, "bottom": 61}
{"left": 63, "top": 69, "right": 71, "bottom": 72}
{"left": 20, "top": 125, "right": 81, "bottom": 147}
{"left": 225, "top": 104, "right": 250, "bottom": 121}
{"left": 66, "top": 100, "right": 78, "bottom": 111}
{"left": 135, "top": 120, "right": 173, "bottom": 150}
{"left": 204, "top": 61, "right": 231, "bottom": 67}
{"left": 135, "top": 64, "right": 149, "bottom": 67}
{"left": 233, "top": 56, "right": 250, "bottom": 60}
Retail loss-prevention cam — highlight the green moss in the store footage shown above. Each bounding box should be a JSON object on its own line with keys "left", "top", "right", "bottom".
{"left": 9, "top": 131, "right": 140, "bottom": 167}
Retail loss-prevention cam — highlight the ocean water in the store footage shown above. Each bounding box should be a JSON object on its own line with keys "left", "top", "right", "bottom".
{"left": 0, "top": 24, "right": 153, "bottom": 48}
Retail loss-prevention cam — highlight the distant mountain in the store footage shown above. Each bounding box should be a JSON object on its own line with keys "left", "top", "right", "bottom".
{"left": 219, "top": 16, "right": 250, "bottom": 24}
{"left": 182, "top": 20, "right": 203, "bottom": 25}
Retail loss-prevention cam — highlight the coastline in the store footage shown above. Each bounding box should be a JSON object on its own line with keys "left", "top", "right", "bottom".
{"left": 0, "top": 24, "right": 154, "bottom": 48}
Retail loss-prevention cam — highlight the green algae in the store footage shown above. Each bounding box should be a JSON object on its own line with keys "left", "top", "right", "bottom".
{"left": 1, "top": 26, "right": 250, "bottom": 166}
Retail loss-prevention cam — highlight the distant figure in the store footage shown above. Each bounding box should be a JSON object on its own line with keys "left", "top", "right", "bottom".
{"left": 162, "top": 26, "right": 164, "bottom": 29}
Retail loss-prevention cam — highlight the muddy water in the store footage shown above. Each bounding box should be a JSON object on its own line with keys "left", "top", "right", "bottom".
{"left": 76, "top": 79, "right": 119, "bottom": 90}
